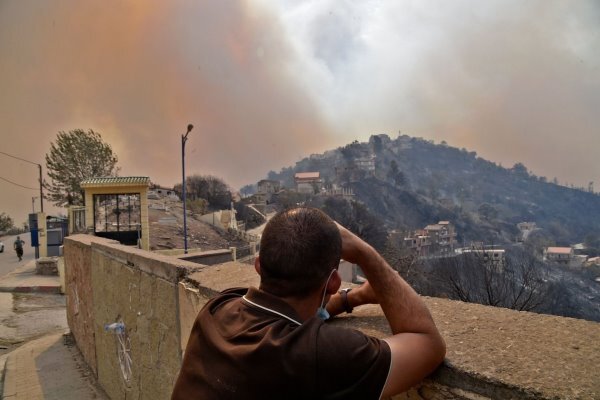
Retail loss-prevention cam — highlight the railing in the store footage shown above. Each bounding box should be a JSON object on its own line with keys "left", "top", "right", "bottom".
{"left": 69, "top": 206, "right": 87, "bottom": 234}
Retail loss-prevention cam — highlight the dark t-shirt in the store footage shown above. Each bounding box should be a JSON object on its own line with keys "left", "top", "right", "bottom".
{"left": 172, "top": 287, "right": 391, "bottom": 400}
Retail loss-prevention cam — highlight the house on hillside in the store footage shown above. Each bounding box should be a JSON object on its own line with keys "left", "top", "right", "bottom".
{"left": 405, "top": 221, "right": 457, "bottom": 256}
{"left": 586, "top": 257, "right": 600, "bottom": 267}
{"left": 456, "top": 244, "right": 506, "bottom": 271}
{"left": 335, "top": 145, "right": 376, "bottom": 183}
{"left": 404, "top": 230, "right": 432, "bottom": 256}
{"left": 257, "top": 179, "right": 280, "bottom": 195}
{"left": 295, "top": 172, "right": 322, "bottom": 194}
{"left": 424, "top": 221, "right": 457, "bottom": 255}
{"left": 355, "top": 155, "right": 375, "bottom": 173}
{"left": 543, "top": 247, "right": 576, "bottom": 266}
{"left": 322, "top": 185, "right": 354, "bottom": 198}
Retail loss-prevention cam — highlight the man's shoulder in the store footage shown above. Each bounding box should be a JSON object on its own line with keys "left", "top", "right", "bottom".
{"left": 199, "top": 287, "right": 248, "bottom": 315}
{"left": 206, "top": 287, "right": 247, "bottom": 303}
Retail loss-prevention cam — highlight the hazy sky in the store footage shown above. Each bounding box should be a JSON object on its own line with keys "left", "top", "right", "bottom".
{"left": 1, "top": 0, "right": 598, "bottom": 224}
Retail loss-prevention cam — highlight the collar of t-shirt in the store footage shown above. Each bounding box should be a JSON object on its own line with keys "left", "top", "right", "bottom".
{"left": 241, "top": 287, "right": 303, "bottom": 326}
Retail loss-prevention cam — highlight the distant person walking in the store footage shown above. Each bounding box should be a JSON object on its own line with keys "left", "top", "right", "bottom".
{"left": 13, "top": 236, "right": 25, "bottom": 261}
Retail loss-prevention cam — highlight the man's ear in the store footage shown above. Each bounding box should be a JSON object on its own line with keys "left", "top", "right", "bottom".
{"left": 254, "top": 256, "right": 261, "bottom": 276}
{"left": 326, "top": 269, "right": 342, "bottom": 295}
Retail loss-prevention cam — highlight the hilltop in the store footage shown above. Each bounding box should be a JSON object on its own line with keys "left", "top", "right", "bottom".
{"left": 262, "top": 134, "right": 600, "bottom": 247}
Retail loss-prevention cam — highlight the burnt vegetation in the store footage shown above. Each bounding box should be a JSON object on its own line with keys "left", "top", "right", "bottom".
{"left": 262, "top": 134, "right": 600, "bottom": 321}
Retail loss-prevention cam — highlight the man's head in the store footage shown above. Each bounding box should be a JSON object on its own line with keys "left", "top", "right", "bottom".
{"left": 257, "top": 207, "right": 341, "bottom": 298}
{"left": 16, "top": 236, "right": 20, "bottom": 240}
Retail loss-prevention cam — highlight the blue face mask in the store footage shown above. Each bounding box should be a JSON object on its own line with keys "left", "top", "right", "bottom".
{"left": 316, "top": 270, "right": 335, "bottom": 320}
{"left": 316, "top": 307, "right": 330, "bottom": 320}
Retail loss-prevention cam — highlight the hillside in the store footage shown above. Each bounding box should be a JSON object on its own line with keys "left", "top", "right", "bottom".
{"left": 147, "top": 198, "right": 245, "bottom": 251}
{"left": 264, "top": 134, "right": 600, "bottom": 246}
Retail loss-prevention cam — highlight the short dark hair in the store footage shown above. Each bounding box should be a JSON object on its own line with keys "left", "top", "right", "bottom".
{"left": 258, "top": 207, "right": 341, "bottom": 297}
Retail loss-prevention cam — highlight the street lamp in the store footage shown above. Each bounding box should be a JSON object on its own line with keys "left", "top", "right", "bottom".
{"left": 181, "top": 124, "right": 194, "bottom": 254}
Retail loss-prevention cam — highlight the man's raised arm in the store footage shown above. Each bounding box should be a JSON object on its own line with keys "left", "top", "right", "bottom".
{"left": 331, "top": 225, "right": 446, "bottom": 398}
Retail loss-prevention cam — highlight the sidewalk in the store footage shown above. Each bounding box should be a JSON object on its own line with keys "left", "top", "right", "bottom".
{"left": 0, "top": 261, "right": 61, "bottom": 294}
{"left": 0, "top": 261, "right": 106, "bottom": 399}
{"left": 1, "top": 332, "right": 107, "bottom": 399}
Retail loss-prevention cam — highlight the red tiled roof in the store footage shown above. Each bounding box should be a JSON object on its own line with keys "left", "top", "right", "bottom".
{"left": 295, "top": 172, "right": 320, "bottom": 180}
{"left": 546, "top": 247, "right": 572, "bottom": 254}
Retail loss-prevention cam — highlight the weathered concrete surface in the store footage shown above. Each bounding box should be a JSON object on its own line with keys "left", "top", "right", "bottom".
{"left": 89, "top": 239, "right": 197, "bottom": 400}
{"left": 0, "top": 260, "right": 61, "bottom": 294}
{"left": 0, "top": 293, "right": 67, "bottom": 352}
{"left": 36, "top": 257, "right": 59, "bottom": 276}
{"left": 64, "top": 234, "right": 106, "bottom": 376}
{"left": 334, "top": 301, "right": 600, "bottom": 400}
{"left": 178, "top": 249, "right": 233, "bottom": 266}
{"left": 185, "top": 260, "right": 258, "bottom": 293}
{"left": 177, "top": 283, "right": 209, "bottom": 354}
{"left": 2, "top": 332, "right": 108, "bottom": 400}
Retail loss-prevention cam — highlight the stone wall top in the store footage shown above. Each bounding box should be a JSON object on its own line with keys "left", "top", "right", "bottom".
{"left": 65, "top": 234, "right": 204, "bottom": 283}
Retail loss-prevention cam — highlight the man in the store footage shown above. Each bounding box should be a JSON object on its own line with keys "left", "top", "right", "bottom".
{"left": 13, "top": 236, "right": 25, "bottom": 261}
{"left": 172, "top": 207, "right": 445, "bottom": 399}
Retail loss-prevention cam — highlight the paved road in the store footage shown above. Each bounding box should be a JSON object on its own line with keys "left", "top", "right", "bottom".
{"left": 0, "top": 233, "right": 35, "bottom": 278}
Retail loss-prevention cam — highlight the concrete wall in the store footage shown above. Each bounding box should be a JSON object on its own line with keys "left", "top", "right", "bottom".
{"left": 198, "top": 210, "right": 236, "bottom": 231}
{"left": 64, "top": 235, "right": 101, "bottom": 376}
{"left": 178, "top": 249, "right": 234, "bottom": 266}
{"left": 64, "top": 236, "right": 600, "bottom": 400}
{"left": 64, "top": 235, "right": 200, "bottom": 400}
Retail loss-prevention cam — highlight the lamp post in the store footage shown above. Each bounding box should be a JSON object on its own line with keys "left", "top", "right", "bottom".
{"left": 181, "top": 124, "right": 194, "bottom": 254}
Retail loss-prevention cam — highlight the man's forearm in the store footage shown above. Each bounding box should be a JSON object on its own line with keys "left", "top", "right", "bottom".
{"left": 356, "top": 245, "right": 438, "bottom": 335}
{"left": 337, "top": 225, "right": 445, "bottom": 397}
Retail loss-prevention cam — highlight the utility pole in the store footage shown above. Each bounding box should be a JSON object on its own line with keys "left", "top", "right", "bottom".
{"left": 181, "top": 124, "right": 194, "bottom": 254}
{"left": 39, "top": 164, "right": 43, "bottom": 212}
{"left": 0, "top": 151, "right": 44, "bottom": 212}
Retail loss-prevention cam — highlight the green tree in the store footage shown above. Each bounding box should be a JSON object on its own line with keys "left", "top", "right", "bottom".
{"left": 44, "top": 129, "right": 119, "bottom": 206}
{"left": 0, "top": 213, "right": 14, "bottom": 232}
